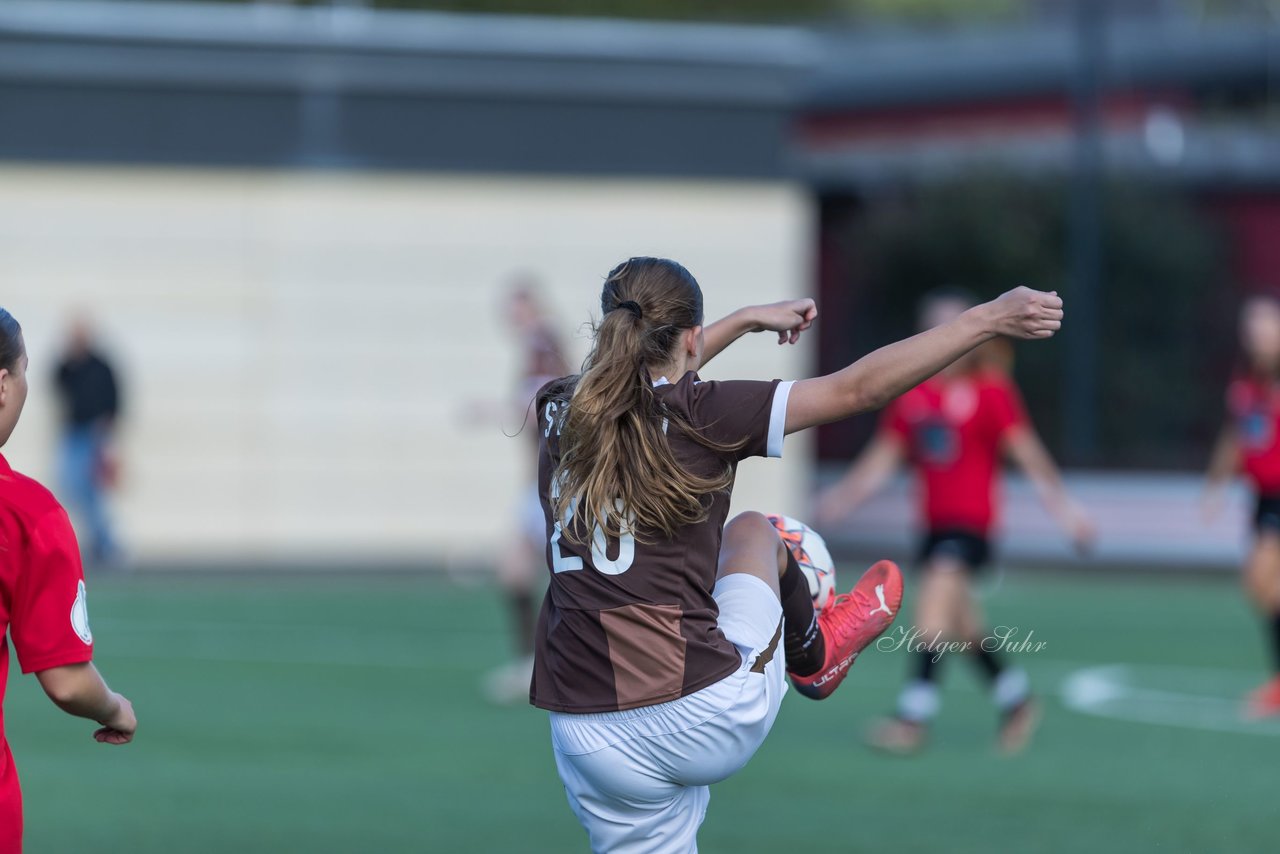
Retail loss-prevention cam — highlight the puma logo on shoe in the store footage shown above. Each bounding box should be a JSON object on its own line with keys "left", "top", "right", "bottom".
{"left": 870, "top": 584, "right": 893, "bottom": 617}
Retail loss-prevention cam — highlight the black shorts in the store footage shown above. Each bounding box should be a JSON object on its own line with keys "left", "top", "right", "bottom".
{"left": 1254, "top": 496, "right": 1280, "bottom": 534}
{"left": 917, "top": 529, "right": 992, "bottom": 572}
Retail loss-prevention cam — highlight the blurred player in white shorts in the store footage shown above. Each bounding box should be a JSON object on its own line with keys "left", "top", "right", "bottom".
{"left": 484, "top": 277, "right": 570, "bottom": 704}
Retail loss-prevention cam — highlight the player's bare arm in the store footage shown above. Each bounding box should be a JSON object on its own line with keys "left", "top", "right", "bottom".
{"left": 1202, "top": 425, "right": 1240, "bottom": 522}
{"left": 813, "top": 434, "right": 905, "bottom": 527}
{"left": 1003, "top": 425, "right": 1096, "bottom": 553}
{"left": 700, "top": 299, "right": 817, "bottom": 367}
{"left": 786, "top": 287, "right": 1063, "bottom": 434}
{"left": 36, "top": 662, "right": 137, "bottom": 745}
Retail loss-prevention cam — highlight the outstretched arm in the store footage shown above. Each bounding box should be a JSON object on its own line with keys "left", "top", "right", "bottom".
{"left": 1003, "top": 426, "right": 1095, "bottom": 553}
{"left": 785, "top": 287, "right": 1063, "bottom": 434}
{"left": 700, "top": 300, "right": 817, "bottom": 368}
{"left": 1202, "top": 425, "right": 1239, "bottom": 522}
{"left": 36, "top": 662, "right": 136, "bottom": 745}
{"left": 814, "top": 434, "right": 906, "bottom": 528}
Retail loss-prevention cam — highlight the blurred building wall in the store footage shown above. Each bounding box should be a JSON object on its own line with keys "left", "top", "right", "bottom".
{"left": 0, "top": 165, "right": 813, "bottom": 568}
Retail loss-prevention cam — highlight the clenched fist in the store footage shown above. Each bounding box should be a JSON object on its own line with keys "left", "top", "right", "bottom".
{"left": 982, "top": 287, "right": 1064, "bottom": 340}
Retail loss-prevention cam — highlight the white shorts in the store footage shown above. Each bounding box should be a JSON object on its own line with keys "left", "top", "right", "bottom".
{"left": 549, "top": 573, "right": 786, "bottom": 854}
{"left": 521, "top": 485, "right": 546, "bottom": 544}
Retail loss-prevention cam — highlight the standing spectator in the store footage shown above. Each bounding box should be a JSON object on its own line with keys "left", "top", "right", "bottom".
{"left": 54, "top": 318, "right": 122, "bottom": 567}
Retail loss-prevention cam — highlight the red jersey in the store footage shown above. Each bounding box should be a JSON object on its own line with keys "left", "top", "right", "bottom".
{"left": 1227, "top": 376, "right": 1280, "bottom": 495}
{"left": 880, "top": 369, "right": 1028, "bottom": 536}
{"left": 0, "top": 452, "right": 95, "bottom": 849}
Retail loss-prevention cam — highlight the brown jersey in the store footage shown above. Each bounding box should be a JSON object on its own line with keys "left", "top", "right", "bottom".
{"left": 530, "top": 372, "right": 793, "bottom": 713}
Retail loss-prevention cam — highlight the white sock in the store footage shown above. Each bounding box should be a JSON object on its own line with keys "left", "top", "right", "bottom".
{"left": 897, "top": 680, "right": 940, "bottom": 723}
{"left": 993, "top": 667, "right": 1030, "bottom": 712}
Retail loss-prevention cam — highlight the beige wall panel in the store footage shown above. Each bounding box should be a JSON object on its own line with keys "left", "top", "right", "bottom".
{"left": 0, "top": 167, "right": 814, "bottom": 567}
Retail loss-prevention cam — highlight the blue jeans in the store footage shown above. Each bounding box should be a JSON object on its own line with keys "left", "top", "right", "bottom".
{"left": 58, "top": 426, "right": 117, "bottom": 564}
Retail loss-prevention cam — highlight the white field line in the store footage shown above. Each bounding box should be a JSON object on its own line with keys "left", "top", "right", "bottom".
{"left": 1059, "top": 664, "right": 1280, "bottom": 737}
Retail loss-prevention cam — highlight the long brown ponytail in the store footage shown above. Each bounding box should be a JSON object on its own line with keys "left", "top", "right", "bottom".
{"left": 545, "top": 257, "right": 739, "bottom": 546}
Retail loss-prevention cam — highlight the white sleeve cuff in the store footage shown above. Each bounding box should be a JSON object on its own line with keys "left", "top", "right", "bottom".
{"left": 766, "top": 380, "right": 794, "bottom": 459}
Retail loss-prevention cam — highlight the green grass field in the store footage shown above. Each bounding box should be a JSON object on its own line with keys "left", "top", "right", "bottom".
{"left": 6, "top": 570, "right": 1276, "bottom": 853}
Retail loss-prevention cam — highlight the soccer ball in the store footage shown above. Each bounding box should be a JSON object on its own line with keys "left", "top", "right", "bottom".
{"left": 766, "top": 514, "right": 836, "bottom": 612}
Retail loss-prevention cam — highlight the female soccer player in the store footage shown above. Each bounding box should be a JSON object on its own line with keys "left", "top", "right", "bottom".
{"left": 1203, "top": 294, "right": 1280, "bottom": 718}
{"left": 483, "top": 278, "right": 571, "bottom": 704}
{"left": 0, "top": 308, "right": 136, "bottom": 852}
{"left": 816, "top": 288, "right": 1092, "bottom": 755}
{"left": 532, "top": 259, "right": 1062, "bottom": 852}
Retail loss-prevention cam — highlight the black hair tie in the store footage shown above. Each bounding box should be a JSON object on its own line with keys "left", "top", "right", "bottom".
{"left": 616, "top": 300, "right": 644, "bottom": 320}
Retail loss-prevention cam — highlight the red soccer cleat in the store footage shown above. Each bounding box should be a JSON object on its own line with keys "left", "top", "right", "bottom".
{"left": 789, "top": 560, "right": 904, "bottom": 701}
{"left": 1245, "top": 676, "right": 1280, "bottom": 719}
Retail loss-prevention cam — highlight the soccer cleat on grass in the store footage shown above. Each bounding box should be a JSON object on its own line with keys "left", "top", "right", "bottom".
{"left": 998, "top": 697, "right": 1041, "bottom": 755}
{"left": 1244, "top": 676, "right": 1280, "bottom": 719}
{"left": 865, "top": 717, "right": 927, "bottom": 755}
{"left": 789, "top": 560, "right": 903, "bottom": 701}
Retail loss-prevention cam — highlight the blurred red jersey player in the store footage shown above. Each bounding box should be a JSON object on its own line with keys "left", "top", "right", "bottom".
{"left": 817, "top": 288, "right": 1093, "bottom": 755}
{"left": 1204, "top": 294, "right": 1280, "bottom": 717}
{"left": 881, "top": 358, "right": 1024, "bottom": 538}
{"left": 0, "top": 307, "right": 136, "bottom": 853}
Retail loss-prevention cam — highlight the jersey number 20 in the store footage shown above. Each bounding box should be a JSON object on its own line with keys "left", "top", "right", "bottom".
{"left": 548, "top": 479, "right": 635, "bottom": 575}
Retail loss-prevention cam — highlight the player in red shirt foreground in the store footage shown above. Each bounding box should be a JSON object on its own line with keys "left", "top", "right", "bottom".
{"left": 817, "top": 289, "right": 1092, "bottom": 755}
{"left": 1204, "top": 294, "right": 1280, "bottom": 717}
{"left": 0, "top": 308, "right": 136, "bottom": 852}
{"left": 532, "top": 260, "right": 1062, "bottom": 852}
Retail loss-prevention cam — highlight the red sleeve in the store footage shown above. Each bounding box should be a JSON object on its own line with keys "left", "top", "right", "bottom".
{"left": 11, "top": 509, "right": 94, "bottom": 674}
{"left": 690, "top": 379, "right": 791, "bottom": 460}
{"left": 879, "top": 397, "right": 911, "bottom": 442}
{"left": 1226, "top": 378, "right": 1252, "bottom": 417}
{"left": 986, "top": 376, "right": 1030, "bottom": 438}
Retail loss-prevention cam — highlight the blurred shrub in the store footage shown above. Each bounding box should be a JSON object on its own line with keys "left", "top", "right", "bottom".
{"left": 828, "top": 171, "right": 1233, "bottom": 469}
